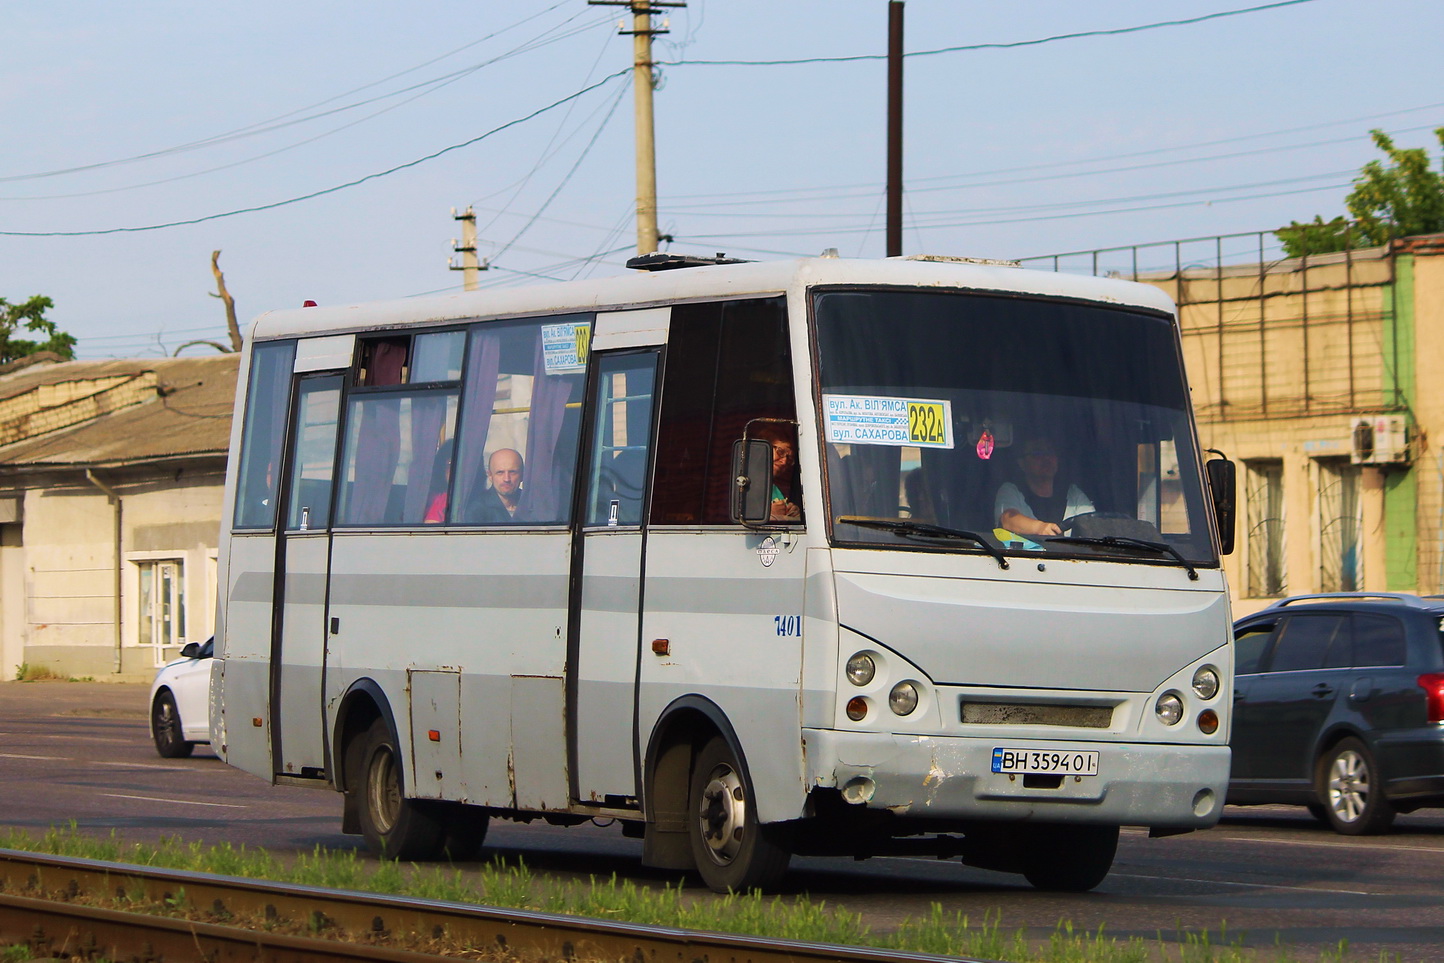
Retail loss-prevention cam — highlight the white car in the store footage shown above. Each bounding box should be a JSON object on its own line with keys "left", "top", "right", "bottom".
{"left": 148, "top": 637, "right": 213, "bottom": 758}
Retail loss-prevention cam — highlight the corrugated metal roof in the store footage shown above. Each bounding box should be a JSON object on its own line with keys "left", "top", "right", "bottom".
{"left": 0, "top": 354, "right": 237, "bottom": 468}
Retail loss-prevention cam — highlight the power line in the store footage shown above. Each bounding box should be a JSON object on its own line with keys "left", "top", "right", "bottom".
{"left": 671, "top": 180, "right": 1351, "bottom": 241}
{"left": 0, "top": 71, "right": 631, "bottom": 238}
{"left": 491, "top": 80, "right": 630, "bottom": 262}
{"left": 658, "top": 0, "right": 1321, "bottom": 67}
{"left": 0, "top": 4, "right": 603, "bottom": 185}
{"left": 660, "top": 121, "right": 1440, "bottom": 212}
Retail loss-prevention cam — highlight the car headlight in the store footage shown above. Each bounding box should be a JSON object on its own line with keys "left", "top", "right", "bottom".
{"left": 845, "top": 652, "right": 876, "bottom": 686}
{"left": 1155, "top": 691, "right": 1184, "bottom": 726}
{"left": 1192, "top": 666, "right": 1220, "bottom": 700}
{"left": 888, "top": 681, "right": 919, "bottom": 716}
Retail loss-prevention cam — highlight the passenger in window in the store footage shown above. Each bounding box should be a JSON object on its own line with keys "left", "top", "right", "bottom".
{"left": 755, "top": 424, "right": 802, "bottom": 522}
{"left": 995, "top": 435, "right": 1094, "bottom": 537}
{"left": 903, "top": 468, "right": 933, "bottom": 522}
{"left": 466, "top": 448, "right": 525, "bottom": 523}
{"left": 423, "top": 441, "right": 454, "bottom": 524}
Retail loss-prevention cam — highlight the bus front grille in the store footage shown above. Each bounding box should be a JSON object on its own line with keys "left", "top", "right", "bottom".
{"left": 960, "top": 702, "right": 1114, "bottom": 729}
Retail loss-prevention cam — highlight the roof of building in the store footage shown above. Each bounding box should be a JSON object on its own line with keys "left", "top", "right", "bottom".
{"left": 0, "top": 353, "right": 238, "bottom": 469}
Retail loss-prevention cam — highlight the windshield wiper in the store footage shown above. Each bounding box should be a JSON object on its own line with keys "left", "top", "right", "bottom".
{"left": 1046, "top": 535, "right": 1199, "bottom": 581}
{"left": 836, "top": 516, "right": 1009, "bottom": 570}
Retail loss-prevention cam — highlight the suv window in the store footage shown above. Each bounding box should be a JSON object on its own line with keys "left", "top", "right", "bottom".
{"left": 1267, "top": 614, "right": 1350, "bottom": 672}
{"left": 1234, "top": 623, "right": 1275, "bottom": 675}
{"left": 1352, "top": 613, "right": 1407, "bottom": 667}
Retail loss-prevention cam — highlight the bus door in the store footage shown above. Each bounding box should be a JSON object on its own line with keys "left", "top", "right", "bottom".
{"left": 270, "top": 372, "right": 343, "bottom": 779}
{"left": 570, "top": 315, "right": 666, "bottom": 805}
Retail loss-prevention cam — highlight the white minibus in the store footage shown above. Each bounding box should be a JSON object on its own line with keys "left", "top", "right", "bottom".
{"left": 213, "top": 253, "right": 1236, "bottom": 892}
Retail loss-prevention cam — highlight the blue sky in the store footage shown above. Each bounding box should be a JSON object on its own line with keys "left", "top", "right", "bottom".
{"left": 3, "top": 0, "right": 1441, "bottom": 357}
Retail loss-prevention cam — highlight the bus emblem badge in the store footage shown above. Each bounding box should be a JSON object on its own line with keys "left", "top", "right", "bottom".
{"left": 757, "top": 536, "right": 780, "bottom": 568}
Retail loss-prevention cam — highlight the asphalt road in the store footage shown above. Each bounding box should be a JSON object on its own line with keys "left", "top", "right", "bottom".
{"left": 2, "top": 680, "right": 1442, "bottom": 961}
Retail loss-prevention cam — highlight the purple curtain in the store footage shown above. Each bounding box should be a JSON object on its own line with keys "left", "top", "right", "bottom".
{"left": 346, "top": 396, "right": 401, "bottom": 523}
{"left": 402, "top": 394, "right": 449, "bottom": 522}
{"left": 522, "top": 332, "right": 577, "bottom": 522}
{"left": 453, "top": 331, "right": 503, "bottom": 512}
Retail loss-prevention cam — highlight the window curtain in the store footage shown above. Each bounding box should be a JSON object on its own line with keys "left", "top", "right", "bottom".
{"left": 453, "top": 330, "right": 503, "bottom": 513}
{"left": 342, "top": 342, "right": 408, "bottom": 523}
{"left": 522, "top": 332, "right": 577, "bottom": 523}
{"left": 402, "top": 394, "right": 450, "bottom": 523}
{"left": 345, "top": 396, "right": 401, "bottom": 523}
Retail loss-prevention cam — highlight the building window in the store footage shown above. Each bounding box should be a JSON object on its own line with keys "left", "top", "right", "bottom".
{"left": 137, "top": 558, "right": 185, "bottom": 664}
{"left": 1246, "top": 461, "right": 1285, "bottom": 597}
{"left": 1318, "top": 459, "right": 1361, "bottom": 592}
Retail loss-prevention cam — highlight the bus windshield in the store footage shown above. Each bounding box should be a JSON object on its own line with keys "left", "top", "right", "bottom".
{"left": 814, "top": 288, "right": 1217, "bottom": 565}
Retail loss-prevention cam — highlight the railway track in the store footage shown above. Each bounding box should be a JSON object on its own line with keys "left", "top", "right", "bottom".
{"left": 0, "top": 848, "right": 982, "bottom": 962}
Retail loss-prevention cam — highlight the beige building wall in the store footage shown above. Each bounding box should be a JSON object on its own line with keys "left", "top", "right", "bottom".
{"left": 0, "top": 521, "right": 23, "bottom": 681}
{"left": 1136, "top": 245, "right": 1417, "bottom": 617}
{"left": 17, "top": 470, "right": 225, "bottom": 682}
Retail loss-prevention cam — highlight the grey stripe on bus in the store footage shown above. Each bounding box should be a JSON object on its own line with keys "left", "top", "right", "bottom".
{"left": 232, "top": 571, "right": 801, "bottom": 615}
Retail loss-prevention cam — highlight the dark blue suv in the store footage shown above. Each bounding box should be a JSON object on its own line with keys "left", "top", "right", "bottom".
{"left": 1228, "top": 593, "right": 1444, "bottom": 834}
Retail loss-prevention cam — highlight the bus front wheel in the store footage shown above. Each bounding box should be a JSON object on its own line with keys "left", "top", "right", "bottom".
{"left": 688, "top": 735, "right": 791, "bottom": 892}
{"left": 1018, "top": 823, "right": 1119, "bottom": 892}
{"left": 353, "top": 718, "right": 445, "bottom": 861}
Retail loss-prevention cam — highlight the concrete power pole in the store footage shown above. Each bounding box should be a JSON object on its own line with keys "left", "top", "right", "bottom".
{"left": 448, "top": 206, "right": 488, "bottom": 291}
{"left": 591, "top": 0, "right": 685, "bottom": 256}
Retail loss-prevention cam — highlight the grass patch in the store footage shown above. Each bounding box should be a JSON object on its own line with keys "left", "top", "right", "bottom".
{"left": 12, "top": 663, "right": 92, "bottom": 683}
{"left": 0, "top": 825, "right": 1394, "bottom": 962}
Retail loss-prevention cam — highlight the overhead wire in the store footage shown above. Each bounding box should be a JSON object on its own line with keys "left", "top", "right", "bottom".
{"left": 0, "top": 3, "right": 602, "bottom": 185}
{"left": 672, "top": 180, "right": 1352, "bottom": 241}
{"left": 490, "top": 80, "right": 631, "bottom": 263}
{"left": 474, "top": 24, "right": 620, "bottom": 238}
{"left": 0, "top": 70, "right": 632, "bottom": 238}
{"left": 656, "top": 0, "right": 1321, "bottom": 67}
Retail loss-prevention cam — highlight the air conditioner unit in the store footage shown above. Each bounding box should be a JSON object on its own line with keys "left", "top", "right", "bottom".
{"left": 1350, "top": 415, "right": 1410, "bottom": 465}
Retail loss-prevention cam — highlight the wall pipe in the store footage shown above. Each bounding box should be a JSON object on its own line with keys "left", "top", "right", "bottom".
{"left": 84, "top": 470, "right": 123, "bottom": 674}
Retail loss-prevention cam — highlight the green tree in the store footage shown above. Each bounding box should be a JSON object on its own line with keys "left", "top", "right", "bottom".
{"left": 0, "top": 295, "right": 76, "bottom": 364}
{"left": 1276, "top": 127, "right": 1444, "bottom": 257}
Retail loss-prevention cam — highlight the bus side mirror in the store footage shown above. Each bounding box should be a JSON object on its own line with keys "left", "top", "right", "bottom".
{"left": 1205, "top": 452, "right": 1236, "bottom": 556}
{"left": 731, "top": 438, "right": 773, "bottom": 525}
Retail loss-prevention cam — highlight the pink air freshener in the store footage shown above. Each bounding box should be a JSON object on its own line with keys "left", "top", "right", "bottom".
{"left": 977, "top": 428, "right": 994, "bottom": 460}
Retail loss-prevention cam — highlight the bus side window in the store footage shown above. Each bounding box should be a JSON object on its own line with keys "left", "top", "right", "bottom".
{"left": 451, "top": 316, "right": 589, "bottom": 525}
{"left": 651, "top": 297, "right": 797, "bottom": 525}
{"left": 336, "top": 333, "right": 462, "bottom": 527}
{"left": 233, "top": 341, "right": 297, "bottom": 530}
{"left": 285, "top": 376, "right": 343, "bottom": 531}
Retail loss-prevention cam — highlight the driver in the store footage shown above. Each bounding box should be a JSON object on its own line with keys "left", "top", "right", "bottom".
{"left": 995, "top": 435, "right": 1094, "bottom": 537}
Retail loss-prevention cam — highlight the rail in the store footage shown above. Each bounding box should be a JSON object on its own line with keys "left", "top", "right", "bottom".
{"left": 0, "top": 848, "right": 985, "bottom": 963}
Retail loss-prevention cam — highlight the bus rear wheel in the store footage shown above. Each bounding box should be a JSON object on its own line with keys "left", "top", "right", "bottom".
{"left": 1019, "top": 823, "right": 1119, "bottom": 892}
{"left": 353, "top": 718, "right": 445, "bottom": 861}
{"left": 688, "top": 735, "right": 791, "bottom": 893}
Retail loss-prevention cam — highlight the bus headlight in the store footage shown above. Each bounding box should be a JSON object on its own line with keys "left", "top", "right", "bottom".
{"left": 888, "top": 681, "right": 919, "bottom": 716}
{"left": 846, "top": 653, "right": 876, "bottom": 686}
{"left": 1155, "top": 691, "right": 1184, "bottom": 726}
{"left": 1192, "top": 666, "right": 1220, "bottom": 700}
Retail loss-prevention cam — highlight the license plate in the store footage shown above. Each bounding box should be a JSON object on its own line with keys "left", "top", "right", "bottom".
{"left": 991, "top": 748, "right": 1099, "bottom": 776}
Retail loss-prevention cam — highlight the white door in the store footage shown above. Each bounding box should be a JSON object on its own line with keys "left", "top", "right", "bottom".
{"left": 572, "top": 350, "right": 658, "bottom": 803}
{"left": 273, "top": 374, "right": 341, "bottom": 779}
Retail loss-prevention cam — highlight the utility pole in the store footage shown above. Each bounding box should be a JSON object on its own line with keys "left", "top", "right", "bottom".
{"left": 886, "top": 1, "right": 904, "bottom": 257}
{"left": 448, "top": 206, "right": 488, "bottom": 291}
{"left": 591, "top": 0, "right": 685, "bottom": 256}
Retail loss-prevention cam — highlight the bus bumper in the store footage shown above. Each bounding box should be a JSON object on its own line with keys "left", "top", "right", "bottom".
{"left": 803, "top": 728, "right": 1231, "bottom": 829}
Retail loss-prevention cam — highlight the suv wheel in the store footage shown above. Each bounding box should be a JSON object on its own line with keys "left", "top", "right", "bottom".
{"left": 1315, "top": 737, "right": 1395, "bottom": 835}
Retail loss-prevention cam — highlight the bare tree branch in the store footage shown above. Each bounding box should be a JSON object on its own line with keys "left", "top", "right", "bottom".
{"left": 211, "top": 249, "right": 241, "bottom": 351}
